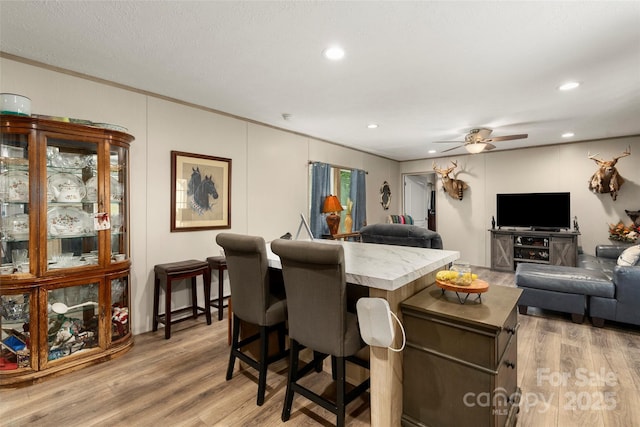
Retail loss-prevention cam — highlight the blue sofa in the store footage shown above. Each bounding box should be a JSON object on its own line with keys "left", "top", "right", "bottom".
{"left": 583, "top": 245, "right": 640, "bottom": 327}
{"left": 516, "top": 244, "right": 640, "bottom": 327}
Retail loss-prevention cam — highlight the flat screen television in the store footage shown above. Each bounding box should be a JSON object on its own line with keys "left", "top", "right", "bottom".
{"left": 496, "top": 192, "right": 571, "bottom": 230}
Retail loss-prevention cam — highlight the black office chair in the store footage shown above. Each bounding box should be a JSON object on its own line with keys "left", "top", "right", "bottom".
{"left": 271, "top": 239, "right": 370, "bottom": 427}
{"left": 216, "top": 233, "right": 288, "bottom": 406}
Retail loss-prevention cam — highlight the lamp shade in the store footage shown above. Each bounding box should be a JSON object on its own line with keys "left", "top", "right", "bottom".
{"left": 323, "top": 195, "right": 343, "bottom": 213}
{"left": 465, "top": 142, "right": 487, "bottom": 154}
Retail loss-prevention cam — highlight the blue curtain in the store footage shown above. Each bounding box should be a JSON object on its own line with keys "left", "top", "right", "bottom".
{"left": 310, "top": 162, "right": 331, "bottom": 238}
{"left": 350, "top": 169, "right": 367, "bottom": 231}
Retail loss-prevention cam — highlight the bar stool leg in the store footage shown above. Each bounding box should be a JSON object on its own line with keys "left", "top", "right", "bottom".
{"left": 228, "top": 298, "right": 232, "bottom": 346}
{"left": 191, "top": 277, "right": 198, "bottom": 319}
{"left": 153, "top": 275, "right": 160, "bottom": 332}
{"left": 204, "top": 268, "right": 212, "bottom": 325}
{"left": 217, "top": 267, "right": 224, "bottom": 321}
{"left": 164, "top": 279, "right": 172, "bottom": 339}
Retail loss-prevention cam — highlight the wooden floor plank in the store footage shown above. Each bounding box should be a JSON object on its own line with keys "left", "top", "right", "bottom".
{"left": 1, "top": 267, "right": 639, "bottom": 426}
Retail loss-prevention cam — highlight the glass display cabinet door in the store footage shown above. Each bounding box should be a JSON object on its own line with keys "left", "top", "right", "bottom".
{"left": 110, "top": 274, "right": 130, "bottom": 341}
{"left": 0, "top": 292, "right": 34, "bottom": 371}
{"left": 0, "top": 132, "right": 30, "bottom": 275}
{"left": 45, "top": 282, "right": 100, "bottom": 363}
{"left": 45, "top": 137, "right": 99, "bottom": 271}
{"left": 109, "top": 146, "right": 128, "bottom": 263}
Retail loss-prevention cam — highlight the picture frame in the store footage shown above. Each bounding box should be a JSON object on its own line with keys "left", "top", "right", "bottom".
{"left": 170, "top": 151, "right": 231, "bottom": 232}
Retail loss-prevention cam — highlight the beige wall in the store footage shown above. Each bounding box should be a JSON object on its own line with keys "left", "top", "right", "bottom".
{"left": 401, "top": 136, "right": 640, "bottom": 266}
{"left": 3, "top": 57, "right": 638, "bottom": 334}
{"left": 0, "top": 57, "right": 400, "bottom": 334}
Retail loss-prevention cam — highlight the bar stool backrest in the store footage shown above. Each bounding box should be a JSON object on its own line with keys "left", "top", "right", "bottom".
{"left": 216, "top": 233, "right": 271, "bottom": 326}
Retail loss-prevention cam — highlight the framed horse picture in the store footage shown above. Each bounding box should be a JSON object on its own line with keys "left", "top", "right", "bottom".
{"left": 170, "top": 151, "right": 231, "bottom": 231}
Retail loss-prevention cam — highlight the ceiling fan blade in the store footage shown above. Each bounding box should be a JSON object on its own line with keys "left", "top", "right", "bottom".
{"left": 486, "top": 133, "right": 528, "bottom": 142}
{"left": 484, "top": 143, "right": 497, "bottom": 151}
{"left": 440, "top": 145, "right": 463, "bottom": 153}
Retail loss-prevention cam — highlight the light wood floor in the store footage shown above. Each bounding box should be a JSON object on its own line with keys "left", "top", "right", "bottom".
{"left": 1, "top": 267, "right": 639, "bottom": 426}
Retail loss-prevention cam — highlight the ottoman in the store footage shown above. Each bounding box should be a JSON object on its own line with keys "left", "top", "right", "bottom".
{"left": 515, "top": 263, "right": 614, "bottom": 323}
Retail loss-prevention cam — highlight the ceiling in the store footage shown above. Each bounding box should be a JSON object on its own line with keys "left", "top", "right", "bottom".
{"left": 1, "top": 1, "right": 639, "bottom": 161}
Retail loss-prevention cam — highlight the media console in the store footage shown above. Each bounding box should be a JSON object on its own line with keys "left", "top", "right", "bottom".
{"left": 490, "top": 229, "right": 580, "bottom": 272}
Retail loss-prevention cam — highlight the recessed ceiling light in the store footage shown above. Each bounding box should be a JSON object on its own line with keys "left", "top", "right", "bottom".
{"left": 558, "top": 81, "right": 580, "bottom": 91}
{"left": 367, "top": 123, "right": 378, "bottom": 129}
{"left": 323, "top": 45, "right": 345, "bottom": 61}
{"left": 562, "top": 132, "right": 575, "bottom": 138}
{"left": 428, "top": 150, "right": 436, "bottom": 154}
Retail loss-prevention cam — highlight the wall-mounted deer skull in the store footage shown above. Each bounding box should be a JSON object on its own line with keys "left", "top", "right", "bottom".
{"left": 433, "top": 160, "right": 468, "bottom": 200}
{"left": 587, "top": 147, "right": 630, "bottom": 201}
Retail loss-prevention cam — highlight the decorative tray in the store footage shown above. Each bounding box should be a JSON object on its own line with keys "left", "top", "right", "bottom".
{"left": 47, "top": 206, "right": 92, "bottom": 237}
{"left": 435, "top": 279, "right": 489, "bottom": 304}
{"left": 0, "top": 170, "right": 29, "bottom": 202}
{"left": 435, "top": 279, "right": 489, "bottom": 294}
{"left": 2, "top": 213, "right": 29, "bottom": 240}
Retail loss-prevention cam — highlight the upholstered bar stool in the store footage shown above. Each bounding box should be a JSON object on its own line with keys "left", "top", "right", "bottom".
{"left": 153, "top": 260, "right": 211, "bottom": 339}
{"left": 216, "top": 233, "right": 288, "bottom": 406}
{"left": 271, "top": 239, "right": 370, "bottom": 427}
{"left": 207, "top": 256, "right": 229, "bottom": 321}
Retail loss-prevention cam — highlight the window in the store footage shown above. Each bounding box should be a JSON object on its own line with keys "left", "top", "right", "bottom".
{"left": 309, "top": 162, "right": 366, "bottom": 238}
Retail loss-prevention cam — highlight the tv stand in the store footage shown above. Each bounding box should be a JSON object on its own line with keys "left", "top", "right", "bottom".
{"left": 531, "top": 227, "right": 563, "bottom": 232}
{"left": 490, "top": 229, "right": 579, "bottom": 272}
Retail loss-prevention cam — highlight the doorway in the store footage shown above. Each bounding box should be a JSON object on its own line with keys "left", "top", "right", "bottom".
{"left": 402, "top": 173, "right": 436, "bottom": 231}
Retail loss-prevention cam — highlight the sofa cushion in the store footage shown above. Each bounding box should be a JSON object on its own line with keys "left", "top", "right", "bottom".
{"left": 386, "top": 215, "right": 414, "bottom": 225}
{"left": 577, "top": 254, "right": 617, "bottom": 280}
{"left": 515, "top": 263, "right": 615, "bottom": 298}
{"left": 617, "top": 244, "right": 640, "bottom": 267}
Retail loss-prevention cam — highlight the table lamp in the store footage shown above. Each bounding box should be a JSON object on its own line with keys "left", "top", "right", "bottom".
{"left": 323, "top": 195, "right": 343, "bottom": 236}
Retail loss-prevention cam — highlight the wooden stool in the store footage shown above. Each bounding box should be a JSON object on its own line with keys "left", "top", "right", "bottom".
{"left": 153, "top": 260, "right": 211, "bottom": 339}
{"left": 207, "top": 256, "right": 229, "bottom": 321}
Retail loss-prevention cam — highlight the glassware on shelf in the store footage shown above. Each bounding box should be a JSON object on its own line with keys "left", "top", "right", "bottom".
{"left": 0, "top": 297, "right": 29, "bottom": 322}
{"left": 11, "top": 249, "right": 28, "bottom": 272}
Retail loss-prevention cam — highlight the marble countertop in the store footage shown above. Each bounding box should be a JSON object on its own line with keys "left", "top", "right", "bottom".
{"left": 267, "top": 239, "right": 459, "bottom": 291}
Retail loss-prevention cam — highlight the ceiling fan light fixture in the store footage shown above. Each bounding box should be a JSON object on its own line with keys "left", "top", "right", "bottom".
{"left": 466, "top": 142, "right": 487, "bottom": 154}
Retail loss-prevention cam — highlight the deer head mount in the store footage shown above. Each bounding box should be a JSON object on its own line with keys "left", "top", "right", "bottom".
{"left": 587, "top": 147, "right": 630, "bottom": 201}
{"left": 626, "top": 209, "right": 640, "bottom": 228}
{"left": 433, "top": 160, "right": 468, "bottom": 200}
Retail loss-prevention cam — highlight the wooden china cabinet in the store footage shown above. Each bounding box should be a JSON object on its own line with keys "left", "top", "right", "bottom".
{"left": 0, "top": 114, "right": 134, "bottom": 387}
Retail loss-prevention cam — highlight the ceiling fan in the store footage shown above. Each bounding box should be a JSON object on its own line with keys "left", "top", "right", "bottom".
{"left": 435, "top": 128, "right": 528, "bottom": 154}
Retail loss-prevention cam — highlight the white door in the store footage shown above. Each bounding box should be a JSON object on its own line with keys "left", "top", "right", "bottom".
{"left": 403, "top": 174, "right": 431, "bottom": 228}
